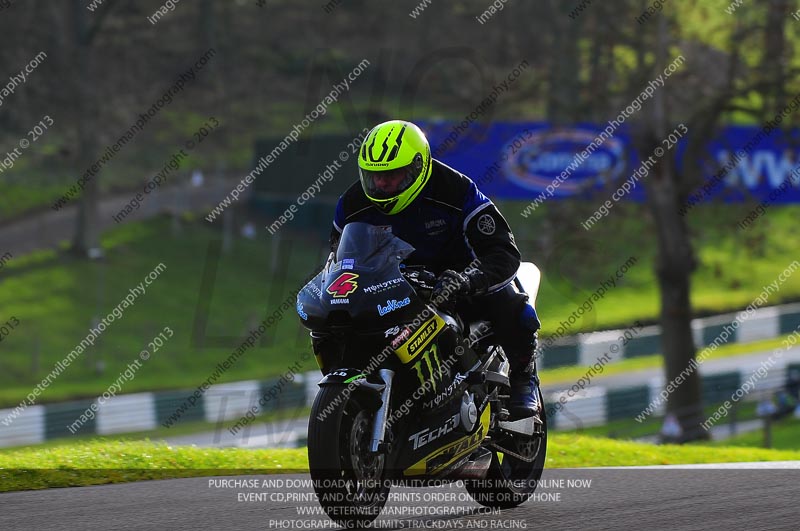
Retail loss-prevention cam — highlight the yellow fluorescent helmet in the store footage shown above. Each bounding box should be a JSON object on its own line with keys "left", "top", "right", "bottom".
{"left": 358, "top": 120, "right": 432, "bottom": 215}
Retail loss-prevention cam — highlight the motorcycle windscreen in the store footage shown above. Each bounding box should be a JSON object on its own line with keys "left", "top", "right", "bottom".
{"left": 335, "top": 222, "right": 415, "bottom": 272}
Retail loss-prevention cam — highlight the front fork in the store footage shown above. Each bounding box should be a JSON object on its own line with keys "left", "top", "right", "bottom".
{"left": 369, "top": 368, "right": 395, "bottom": 453}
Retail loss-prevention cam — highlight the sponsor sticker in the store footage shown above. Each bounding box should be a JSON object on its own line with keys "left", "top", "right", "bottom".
{"left": 408, "top": 413, "right": 460, "bottom": 450}
{"left": 364, "top": 278, "right": 404, "bottom": 294}
{"left": 377, "top": 296, "right": 411, "bottom": 316}
{"left": 385, "top": 326, "right": 401, "bottom": 338}
{"left": 393, "top": 314, "right": 446, "bottom": 364}
{"left": 327, "top": 272, "right": 359, "bottom": 298}
{"left": 391, "top": 327, "right": 412, "bottom": 349}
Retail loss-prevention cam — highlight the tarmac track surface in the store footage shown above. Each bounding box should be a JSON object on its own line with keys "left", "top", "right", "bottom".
{"left": 1, "top": 466, "right": 798, "bottom": 530}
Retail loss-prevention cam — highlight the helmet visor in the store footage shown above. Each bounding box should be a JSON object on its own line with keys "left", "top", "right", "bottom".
{"left": 359, "top": 160, "right": 419, "bottom": 200}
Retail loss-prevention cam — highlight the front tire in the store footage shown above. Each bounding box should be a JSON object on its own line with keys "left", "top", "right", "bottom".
{"left": 308, "top": 386, "right": 390, "bottom": 527}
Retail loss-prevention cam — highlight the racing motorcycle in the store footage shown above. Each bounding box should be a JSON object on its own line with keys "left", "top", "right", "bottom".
{"left": 296, "top": 222, "right": 546, "bottom": 527}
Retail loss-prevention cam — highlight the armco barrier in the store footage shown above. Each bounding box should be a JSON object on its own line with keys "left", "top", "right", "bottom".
{"left": 606, "top": 385, "right": 650, "bottom": 421}
{"left": 203, "top": 381, "right": 261, "bottom": 424}
{"left": 155, "top": 390, "right": 206, "bottom": 426}
{"left": 45, "top": 400, "right": 96, "bottom": 439}
{"left": 0, "top": 406, "right": 45, "bottom": 447}
{"left": 97, "top": 393, "right": 158, "bottom": 435}
{"left": 702, "top": 372, "right": 741, "bottom": 405}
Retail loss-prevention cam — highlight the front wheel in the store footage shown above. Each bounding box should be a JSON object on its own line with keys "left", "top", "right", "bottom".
{"left": 465, "top": 387, "right": 548, "bottom": 508}
{"left": 307, "top": 386, "right": 390, "bottom": 527}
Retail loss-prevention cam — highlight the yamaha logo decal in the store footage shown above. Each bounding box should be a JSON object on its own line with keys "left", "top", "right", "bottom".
{"left": 477, "top": 214, "right": 496, "bottom": 235}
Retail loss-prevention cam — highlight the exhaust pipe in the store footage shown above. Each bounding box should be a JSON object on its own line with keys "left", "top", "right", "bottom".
{"left": 455, "top": 447, "right": 493, "bottom": 479}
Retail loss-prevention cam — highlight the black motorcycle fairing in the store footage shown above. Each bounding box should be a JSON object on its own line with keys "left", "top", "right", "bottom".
{"left": 297, "top": 223, "right": 424, "bottom": 331}
{"left": 389, "top": 398, "right": 491, "bottom": 479}
{"left": 297, "top": 272, "right": 327, "bottom": 330}
{"left": 386, "top": 395, "right": 464, "bottom": 467}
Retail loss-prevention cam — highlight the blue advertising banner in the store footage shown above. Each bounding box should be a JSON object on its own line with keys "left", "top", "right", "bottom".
{"left": 421, "top": 121, "right": 800, "bottom": 203}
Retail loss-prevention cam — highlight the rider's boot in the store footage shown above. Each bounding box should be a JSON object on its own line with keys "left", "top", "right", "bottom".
{"left": 508, "top": 357, "right": 542, "bottom": 421}
{"left": 508, "top": 302, "right": 542, "bottom": 421}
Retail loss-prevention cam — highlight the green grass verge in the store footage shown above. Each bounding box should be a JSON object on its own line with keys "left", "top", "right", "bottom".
{"left": 0, "top": 440, "right": 308, "bottom": 492}
{"left": 545, "top": 434, "right": 800, "bottom": 467}
{"left": 2, "top": 435, "right": 799, "bottom": 492}
{"left": 700, "top": 416, "right": 800, "bottom": 450}
{"left": 558, "top": 401, "right": 762, "bottom": 441}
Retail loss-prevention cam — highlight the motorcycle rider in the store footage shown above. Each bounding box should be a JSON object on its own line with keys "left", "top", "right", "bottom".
{"left": 322, "top": 119, "right": 541, "bottom": 420}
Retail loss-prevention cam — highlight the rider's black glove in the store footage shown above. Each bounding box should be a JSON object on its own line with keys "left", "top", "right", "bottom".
{"left": 431, "top": 267, "right": 488, "bottom": 305}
